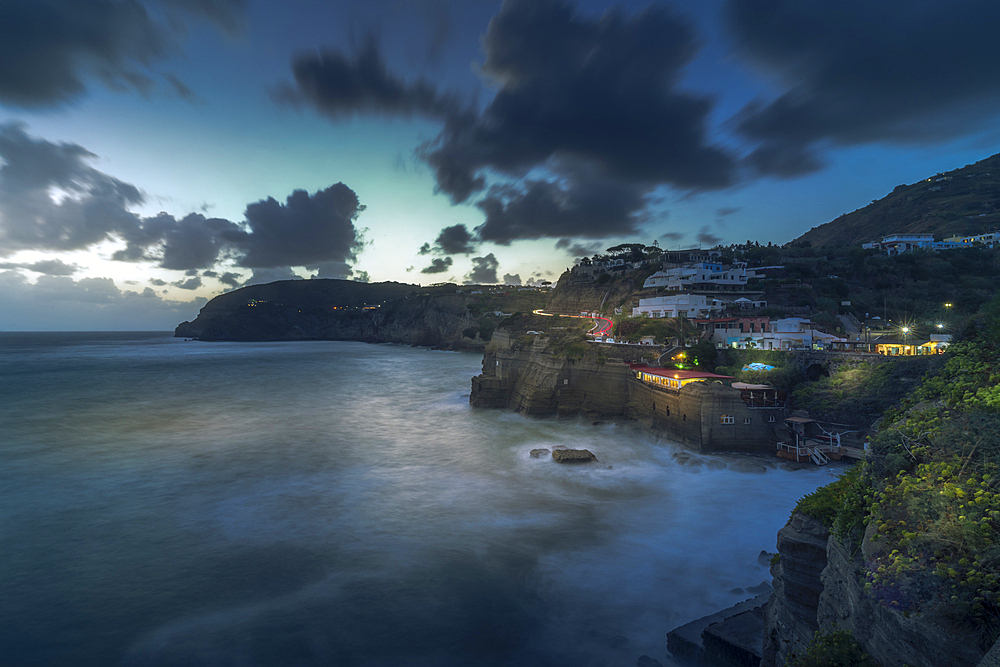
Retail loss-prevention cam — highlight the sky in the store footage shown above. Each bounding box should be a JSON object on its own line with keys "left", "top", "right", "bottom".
{"left": 1, "top": 0, "right": 1000, "bottom": 330}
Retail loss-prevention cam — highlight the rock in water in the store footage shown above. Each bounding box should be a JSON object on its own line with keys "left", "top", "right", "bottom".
{"left": 552, "top": 449, "right": 598, "bottom": 463}
{"left": 529, "top": 448, "right": 550, "bottom": 458}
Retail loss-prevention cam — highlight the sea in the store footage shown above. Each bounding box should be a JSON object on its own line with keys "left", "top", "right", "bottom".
{"left": 0, "top": 332, "right": 841, "bottom": 666}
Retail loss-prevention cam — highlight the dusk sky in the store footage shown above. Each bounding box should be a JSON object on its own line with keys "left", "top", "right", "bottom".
{"left": 2, "top": 0, "right": 999, "bottom": 330}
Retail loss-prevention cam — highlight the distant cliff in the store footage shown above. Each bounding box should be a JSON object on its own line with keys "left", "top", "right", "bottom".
{"left": 174, "top": 279, "right": 544, "bottom": 350}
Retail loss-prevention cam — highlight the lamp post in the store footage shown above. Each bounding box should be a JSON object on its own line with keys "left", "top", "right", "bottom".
{"left": 901, "top": 326, "right": 911, "bottom": 356}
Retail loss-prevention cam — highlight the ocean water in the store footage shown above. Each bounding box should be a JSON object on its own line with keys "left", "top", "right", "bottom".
{"left": 0, "top": 332, "right": 841, "bottom": 666}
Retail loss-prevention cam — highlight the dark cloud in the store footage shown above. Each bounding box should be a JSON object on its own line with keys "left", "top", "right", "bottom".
{"left": 660, "top": 231, "right": 683, "bottom": 242}
{"left": 726, "top": 0, "right": 1000, "bottom": 177}
{"left": 716, "top": 206, "right": 742, "bottom": 218}
{"left": 0, "top": 122, "right": 143, "bottom": 255}
{"left": 242, "top": 267, "right": 300, "bottom": 286}
{"left": 420, "top": 257, "right": 453, "bottom": 274}
{"left": 0, "top": 0, "right": 245, "bottom": 108}
{"left": 465, "top": 253, "right": 499, "bottom": 284}
{"left": 173, "top": 277, "right": 202, "bottom": 290}
{"left": 555, "top": 238, "right": 600, "bottom": 257}
{"left": 502, "top": 273, "right": 521, "bottom": 285}
{"left": 434, "top": 224, "right": 477, "bottom": 254}
{"left": 696, "top": 226, "right": 721, "bottom": 246}
{"left": 0, "top": 258, "right": 79, "bottom": 275}
{"left": 218, "top": 272, "right": 241, "bottom": 287}
{"left": 422, "top": 0, "right": 735, "bottom": 206}
{"left": 475, "top": 173, "right": 646, "bottom": 245}
{"left": 114, "top": 211, "right": 244, "bottom": 270}
{"left": 238, "top": 183, "right": 366, "bottom": 269}
{"left": 1, "top": 125, "right": 369, "bottom": 278}
{"left": 149, "top": 278, "right": 168, "bottom": 286}
{"left": 164, "top": 73, "right": 197, "bottom": 103}
{"left": 288, "top": 0, "right": 735, "bottom": 244}
{"left": 275, "top": 38, "right": 460, "bottom": 120}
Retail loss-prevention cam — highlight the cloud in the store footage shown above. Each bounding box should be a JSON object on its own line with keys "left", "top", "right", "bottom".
{"left": 420, "top": 257, "right": 453, "bottom": 274}
{"left": 164, "top": 73, "right": 197, "bottom": 103}
{"left": 660, "top": 231, "right": 683, "bottom": 243}
{"left": 0, "top": 122, "right": 143, "bottom": 255}
{"left": 238, "top": 183, "right": 366, "bottom": 269}
{"left": 307, "top": 260, "right": 357, "bottom": 280}
{"left": 502, "top": 273, "right": 521, "bottom": 285}
{"left": 555, "top": 238, "right": 601, "bottom": 257}
{"left": 1, "top": 125, "right": 371, "bottom": 278}
{"left": 421, "top": 0, "right": 735, "bottom": 205}
{"left": 274, "top": 37, "right": 460, "bottom": 120}
{"left": 149, "top": 278, "right": 168, "bottom": 286}
{"left": 465, "top": 253, "right": 499, "bottom": 284}
{"left": 475, "top": 173, "right": 646, "bottom": 244}
{"left": 725, "top": 0, "right": 1000, "bottom": 176}
{"left": 114, "top": 211, "right": 244, "bottom": 270}
{"left": 0, "top": 258, "right": 79, "bottom": 275}
{"left": 433, "top": 224, "right": 477, "bottom": 254}
{"left": 218, "top": 271, "right": 241, "bottom": 287}
{"left": 0, "top": 0, "right": 246, "bottom": 108}
{"left": 287, "top": 0, "right": 735, "bottom": 244}
{"left": 696, "top": 226, "right": 721, "bottom": 246}
{"left": 716, "top": 206, "right": 742, "bottom": 218}
{"left": 0, "top": 270, "right": 207, "bottom": 330}
{"left": 242, "top": 267, "right": 300, "bottom": 286}
{"left": 418, "top": 223, "right": 478, "bottom": 256}
{"left": 173, "top": 276, "right": 202, "bottom": 290}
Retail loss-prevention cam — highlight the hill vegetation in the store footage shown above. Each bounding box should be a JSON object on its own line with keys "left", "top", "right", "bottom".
{"left": 794, "top": 152, "right": 1000, "bottom": 247}
{"left": 795, "top": 295, "right": 1000, "bottom": 647}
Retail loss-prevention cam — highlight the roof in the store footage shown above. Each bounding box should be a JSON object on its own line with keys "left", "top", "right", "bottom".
{"left": 785, "top": 416, "right": 818, "bottom": 424}
{"left": 629, "top": 365, "right": 735, "bottom": 380}
{"left": 732, "top": 382, "right": 774, "bottom": 390}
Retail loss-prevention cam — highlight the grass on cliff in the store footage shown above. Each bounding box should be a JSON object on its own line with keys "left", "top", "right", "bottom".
{"left": 800, "top": 294, "right": 1000, "bottom": 643}
{"left": 786, "top": 629, "right": 881, "bottom": 667}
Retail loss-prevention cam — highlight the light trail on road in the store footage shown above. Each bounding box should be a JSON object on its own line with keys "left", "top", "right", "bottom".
{"left": 532, "top": 309, "right": 614, "bottom": 336}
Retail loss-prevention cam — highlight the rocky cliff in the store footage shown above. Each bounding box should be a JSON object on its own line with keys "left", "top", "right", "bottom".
{"left": 470, "top": 329, "right": 634, "bottom": 419}
{"left": 763, "top": 511, "right": 991, "bottom": 667}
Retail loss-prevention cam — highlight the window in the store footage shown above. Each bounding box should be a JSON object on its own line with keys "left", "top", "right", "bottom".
{"left": 721, "top": 415, "right": 734, "bottom": 424}
{"left": 743, "top": 417, "right": 752, "bottom": 425}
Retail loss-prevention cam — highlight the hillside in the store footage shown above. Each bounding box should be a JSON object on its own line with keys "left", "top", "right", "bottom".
{"left": 795, "top": 152, "right": 1000, "bottom": 247}
{"left": 174, "top": 279, "right": 547, "bottom": 348}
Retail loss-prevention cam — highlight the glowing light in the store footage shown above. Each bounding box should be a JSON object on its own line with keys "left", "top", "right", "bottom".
{"left": 936, "top": 323, "right": 944, "bottom": 329}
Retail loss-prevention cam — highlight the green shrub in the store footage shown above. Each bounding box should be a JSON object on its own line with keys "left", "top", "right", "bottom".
{"left": 786, "top": 629, "right": 881, "bottom": 667}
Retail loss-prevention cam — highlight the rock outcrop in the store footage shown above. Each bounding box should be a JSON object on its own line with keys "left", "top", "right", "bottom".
{"left": 762, "top": 511, "right": 990, "bottom": 667}
{"left": 761, "top": 513, "right": 830, "bottom": 666}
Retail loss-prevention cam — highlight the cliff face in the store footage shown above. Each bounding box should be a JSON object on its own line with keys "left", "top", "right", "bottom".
{"left": 471, "top": 331, "right": 785, "bottom": 454}
{"left": 764, "top": 512, "right": 989, "bottom": 667}
{"left": 470, "top": 330, "right": 632, "bottom": 419}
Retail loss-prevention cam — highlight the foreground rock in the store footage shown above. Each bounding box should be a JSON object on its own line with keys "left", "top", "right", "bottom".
{"left": 762, "top": 510, "right": 991, "bottom": 667}
{"left": 667, "top": 592, "right": 771, "bottom": 666}
{"left": 529, "top": 448, "right": 550, "bottom": 458}
{"left": 552, "top": 449, "right": 598, "bottom": 463}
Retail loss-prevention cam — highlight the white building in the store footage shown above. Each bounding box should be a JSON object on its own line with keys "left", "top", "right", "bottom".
{"left": 944, "top": 230, "right": 1000, "bottom": 249}
{"left": 632, "top": 294, "right": 723, "bottom": 318}
{"left": 643, "top": 262, "right": 751, "bottom": 291}
{"left": 726, "top": 318, "right": 845, "bottom": 350}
